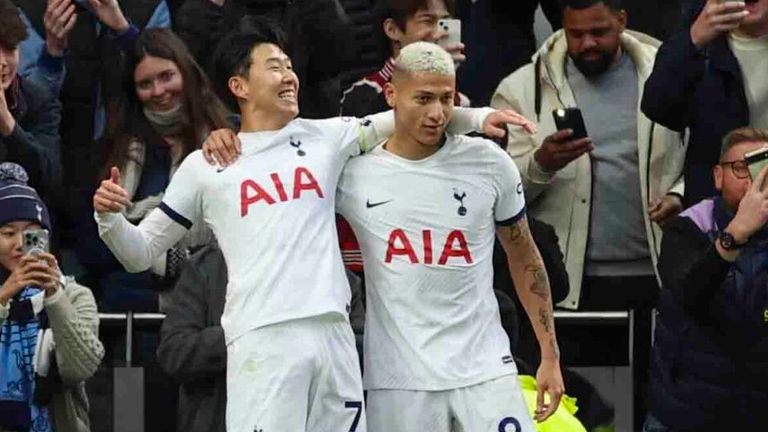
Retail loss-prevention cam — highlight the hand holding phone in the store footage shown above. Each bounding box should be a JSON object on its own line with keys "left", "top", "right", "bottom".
{"left": 22, "top": 229, "right": 50, "bottom": 257}
{"left": 745, "top": 146, "right": 768, "bottom": 189}
{"left": 552, "top": 108, "right": 588, "bottom": 139}
{"left": 436, "top": 19, "right": 464, "bottom": 66}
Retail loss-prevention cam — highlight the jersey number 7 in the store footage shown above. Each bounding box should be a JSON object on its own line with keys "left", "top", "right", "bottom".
{"left": 345, "top": 401, "right": 363, "bottom": 432}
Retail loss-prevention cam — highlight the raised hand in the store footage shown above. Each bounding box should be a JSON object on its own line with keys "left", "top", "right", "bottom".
{"left": 86, "top": 0, "right": 130, "bottom": 33}
{"left": 44, "top": 0, "right": 78, "bottom": 57}
{"left": 691, "top": 0, "right": 749, "bottom": 48}
{"left": 533, "top": 129, "right": 593, "bottom": 173}
{"left": 93, "top": 167, "right": 131, "bottom": 213}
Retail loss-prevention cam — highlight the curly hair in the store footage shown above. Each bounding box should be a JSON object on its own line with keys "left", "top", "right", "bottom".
{"left": 0, "top": 0, "right": 27, "bottom": 50}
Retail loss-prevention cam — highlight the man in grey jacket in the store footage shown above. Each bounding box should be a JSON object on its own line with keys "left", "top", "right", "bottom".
{"left": 492, "top": 0, "right": 687, "bottom": 428}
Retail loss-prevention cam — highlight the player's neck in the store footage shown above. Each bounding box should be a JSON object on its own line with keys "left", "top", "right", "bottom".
{"left": 240, "top": 109, "right": 294, "bottom": 132}
{"left": 385, "top": 131, "right": 443, "bottom": 161}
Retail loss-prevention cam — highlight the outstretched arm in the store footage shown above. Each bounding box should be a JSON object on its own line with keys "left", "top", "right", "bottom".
{"left": 497, "top": 216, "right": 564, "bottom": 422}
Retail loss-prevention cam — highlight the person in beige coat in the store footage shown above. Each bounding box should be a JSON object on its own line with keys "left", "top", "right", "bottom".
{"left": 0, "top": 163, "right": 104, "bottom": 432}
{"left": 491, "top": 0, "right": 686, "bottom": 428}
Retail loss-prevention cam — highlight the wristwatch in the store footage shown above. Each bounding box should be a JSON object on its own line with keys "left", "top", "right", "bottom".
{"left": 718, "top": 231, "right": 744, "bottom": 251}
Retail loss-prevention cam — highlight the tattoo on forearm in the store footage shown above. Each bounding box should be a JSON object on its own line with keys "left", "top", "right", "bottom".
{"left": 507, "top": 222, "right": 524, "bottom": 243}
{"left": 525, "top": 264, "right": 549, "bottom": 301}
{"left": 538, "top": 307, "right": 553, "bottom": 333}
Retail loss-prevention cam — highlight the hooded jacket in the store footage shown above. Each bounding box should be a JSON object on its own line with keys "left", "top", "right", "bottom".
{"left": 491, "top": 29, "right": 687, "bottom": 309}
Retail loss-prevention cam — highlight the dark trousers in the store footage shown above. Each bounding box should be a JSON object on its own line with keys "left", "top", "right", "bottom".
{"left": 576, "top": 275, "right": 659, "bottom": 431}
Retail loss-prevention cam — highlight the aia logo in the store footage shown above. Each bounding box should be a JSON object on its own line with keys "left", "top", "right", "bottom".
{"left": 453, "top": 188, "right": 467, "bottom": 216}
{"left": 240, "top": 166, "right": 324, "bottom": 216}
{"left": 385, "top": 229, "right": 473, "bottom": 265}
{"left": 289, "top": 136, "right": 305, "bottom": 156}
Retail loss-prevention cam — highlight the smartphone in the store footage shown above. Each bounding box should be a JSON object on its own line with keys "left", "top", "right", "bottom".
{"left": 745, "top": 146, "right": 768, "bottom": 185}
{"left": 437, "top": 19, "right": 461, "bottom": 49}
{"left": 72, "top": 0, "right": 93, "bottom": 13}
{"left": 552, "top": 108, "right": 588, "bottom": 139}
{"left": 22, "top": 229, "right": 50, "bottom": 257}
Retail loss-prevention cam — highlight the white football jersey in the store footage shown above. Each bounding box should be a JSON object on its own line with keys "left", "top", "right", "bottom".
{"left": 337, "top": 134, "right": 527, "bottom": 391}
{"left": 161, "top": 117, "right": 381, "bottom": 344}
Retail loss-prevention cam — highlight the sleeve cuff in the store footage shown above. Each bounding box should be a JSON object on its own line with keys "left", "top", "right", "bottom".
{"left": 43, "top": 285, "right": 66, "bottom": 307}
{"left": 38, "top": 49, "right": 65, "bottom": 73}
{"left": 496, "top": 206, "right": 527, "bottom": 226}
{"left": 528, "top": 156, "right": 556, "bottom": 183}
{"left": 112, "top": 23, "right": 140, "bottom": 51}
{"left": 0, "top": 301, "right": 8, "bottom": 320}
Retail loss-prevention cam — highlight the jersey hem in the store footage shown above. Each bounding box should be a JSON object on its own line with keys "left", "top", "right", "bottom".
{"left": 363, "top": 367, "right": 519, "bottom": 392}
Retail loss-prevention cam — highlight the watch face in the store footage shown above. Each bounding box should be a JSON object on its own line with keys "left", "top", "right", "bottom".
{"left": 720, "top": 232, "right": 736, "bottom": 250}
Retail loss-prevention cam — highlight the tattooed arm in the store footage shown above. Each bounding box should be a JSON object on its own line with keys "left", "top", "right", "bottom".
{"left": 496, "top": 216, "right": 565, "bottom": 422}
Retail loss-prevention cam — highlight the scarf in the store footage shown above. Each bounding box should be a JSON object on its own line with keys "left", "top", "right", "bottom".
{"left": 143, "top": 104, "right": 186, "bottom": 137}
{"left": 0, "top": 283, "right": 53, "bottom": 432}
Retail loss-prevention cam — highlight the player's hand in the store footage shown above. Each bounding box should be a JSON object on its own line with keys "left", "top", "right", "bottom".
{"left": 93, "top": 167, "right": 131, "bottom": 213}
{"left": 86, "top": 0, "right": 130, "bottom": 33}
{"left": 533, "top": 129, "right": 593, "bottom": 173}
{"left": 482, "top": 109, "right": 537, "bottom": 138}
{"left": 534, "top": 357, "right": 565, "bottom": 423}
{"left": 202, "top": 128, "right": 241, "bottom": 167}
{"left": 649, "top": 194, "right": 683, "bottom": 226}
{"left": 691, "top": 0, "right": 748, "bottom": 48}
{"left": 0, "top": 256, "right": 60, "bottom": 305}
{"left": 44, "top": 0, "right": 78, "bottom": 57}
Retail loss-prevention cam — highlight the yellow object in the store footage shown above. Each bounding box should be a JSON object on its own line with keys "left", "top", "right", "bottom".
{"left": 518, "top": 375, "right": 588, "bottom": 432}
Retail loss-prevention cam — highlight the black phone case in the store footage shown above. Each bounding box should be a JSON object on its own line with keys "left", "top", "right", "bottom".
{"left": 552, "top": 108, "right": 588, "bottom": 139}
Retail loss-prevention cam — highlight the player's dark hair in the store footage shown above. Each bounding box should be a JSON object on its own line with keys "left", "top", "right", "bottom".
{"left": 211, "top": 15, "right": 288, "bottom": 107}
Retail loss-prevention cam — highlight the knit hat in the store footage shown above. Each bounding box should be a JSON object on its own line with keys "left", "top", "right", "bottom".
{"left": 0, "top": 163, "right": 51, "bottom": 230}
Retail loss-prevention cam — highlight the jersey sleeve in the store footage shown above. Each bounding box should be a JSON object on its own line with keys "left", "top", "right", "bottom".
{"left": 158, "top": 151, "right": 205, "bottom": 229}
{"left": 493, "top": 146, "right": 527, "bottom": 225}
{"left": 334, "top": 111, "right": 395, "bottom": 159}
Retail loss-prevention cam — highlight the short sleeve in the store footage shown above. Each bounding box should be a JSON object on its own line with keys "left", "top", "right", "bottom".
{"left": 493, "top": 147, "right": 527, "bottom": 225}
{"left": 158, "top": 152, "right": 204, "bottom": 229}
{"left": 313, "top": 113, "right": 393, "bottom": 160}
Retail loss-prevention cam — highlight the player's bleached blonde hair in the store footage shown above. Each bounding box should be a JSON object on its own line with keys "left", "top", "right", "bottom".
{"left": 394, "top": 42, "right": 455, "bottom": 77}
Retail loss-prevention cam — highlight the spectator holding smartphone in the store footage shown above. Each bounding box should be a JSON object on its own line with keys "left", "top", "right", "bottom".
{"left": 0, "top": 163, "right": 104, "bottom": 432}
{"left": 642, "top": 0, "right": 768, "bottom": 205}
{"left": 491, "top": 0, "right": 686, "bottom": 428}
{"left": 341, "top": 0, "right": 468, "bottom": 118}
{"left": 646, "top": 127, "right": 768, "bottom": 431}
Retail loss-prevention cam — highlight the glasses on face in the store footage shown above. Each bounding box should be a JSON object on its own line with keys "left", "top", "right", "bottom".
{"left": 721, "top": 160, "right": 751, "bottom": 179}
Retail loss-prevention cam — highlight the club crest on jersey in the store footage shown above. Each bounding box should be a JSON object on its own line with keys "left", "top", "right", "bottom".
{"left": 385, "top": 229, "right": 473, "bottom": 265}
{"left": 240, "top": 166, "right": 324, "bottom": 216}
{"left": 453, "top": 189, "right": 467, "bottom": 216}
{"left": 289, "top": 136, "right": 306, "bottom": 156}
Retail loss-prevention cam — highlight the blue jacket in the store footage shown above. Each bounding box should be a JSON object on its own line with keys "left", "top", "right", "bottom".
{"left": 641, "top": 2, "right": 749, "bottom": 207}
{"left": 651, "top": 198, "right": 768, "bottom": 431}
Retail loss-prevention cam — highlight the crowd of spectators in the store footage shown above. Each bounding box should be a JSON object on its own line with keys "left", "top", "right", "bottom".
{"left": 2, "top": 0, "right": 768, "bottom": 430}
